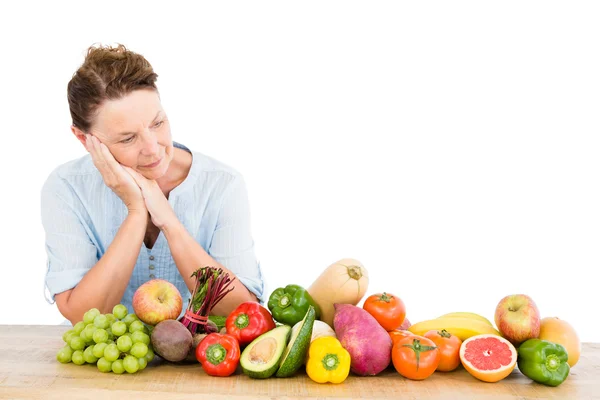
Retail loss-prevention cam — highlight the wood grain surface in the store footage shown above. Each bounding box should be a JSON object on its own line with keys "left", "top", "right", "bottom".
{"left": 0, "top": 325, "right": 598, "bottom": 399}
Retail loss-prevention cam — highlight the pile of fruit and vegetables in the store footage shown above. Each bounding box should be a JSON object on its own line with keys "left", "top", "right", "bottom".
{"left": 55, "top": 258, "right": 581, "bottom": 387}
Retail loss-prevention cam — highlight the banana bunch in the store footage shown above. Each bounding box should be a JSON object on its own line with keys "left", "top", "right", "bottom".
{"left": 408, "top": 312, "right": 501, "bottom": 341}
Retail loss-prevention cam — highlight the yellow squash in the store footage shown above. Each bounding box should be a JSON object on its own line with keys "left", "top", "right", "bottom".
{"left": 307, "top": 258, "right": 369, "bottom": 327}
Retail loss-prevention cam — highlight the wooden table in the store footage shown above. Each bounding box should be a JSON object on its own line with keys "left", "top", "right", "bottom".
{"left": 1, "top": 325, "right": 598, "bottom": 399}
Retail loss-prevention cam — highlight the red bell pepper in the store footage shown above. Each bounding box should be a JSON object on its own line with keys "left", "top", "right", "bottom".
{"left": 226, "top": 301, "right": 276, "bottom": 346}
{"left": 195, "top": 333, "right": 240, "bottom": 377}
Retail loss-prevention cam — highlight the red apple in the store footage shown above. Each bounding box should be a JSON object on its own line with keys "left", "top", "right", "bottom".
{"left": 133, "top": 279, "right": 183, "bottom": 326}
{"left": 399, "top": 317, "right": 411, "bottom": 330}
{"left": 494, "top": 294, "right": 541, "bottom": 345}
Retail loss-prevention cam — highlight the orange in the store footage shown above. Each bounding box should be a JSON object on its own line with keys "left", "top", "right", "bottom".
{"left": 459, "top": 334, "right": 517, "bottom": 383}
{"left": 539, "top": 317, "right": 581, "bottom": 367}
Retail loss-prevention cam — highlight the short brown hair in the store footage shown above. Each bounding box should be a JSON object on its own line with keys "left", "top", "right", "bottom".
{"left": 67, "top": 43, "right": 159, "bottom": 133}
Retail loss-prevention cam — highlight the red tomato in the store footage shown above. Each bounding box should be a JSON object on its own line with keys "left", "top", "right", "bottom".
{"left": 392, "top": 335, "right": 440, "bottom": 380}
{"left": 362, "top": 292, "right": 406, "bottom": 331}
{"left": 424, "top": 329, "right": 462, "bottom": 372}
{"left": 389, "top": 329, "right": 415, "bottom": 347}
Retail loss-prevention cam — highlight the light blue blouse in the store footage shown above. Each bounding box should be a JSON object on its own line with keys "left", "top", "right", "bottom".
{"left": 41, "top": 142, "right": 264, "bottom": 321}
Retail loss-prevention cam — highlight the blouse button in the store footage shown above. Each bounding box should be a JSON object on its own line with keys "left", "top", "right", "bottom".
{"left": 149, "top": 255, "right": 155, "bottom": 260}
{"left": 149, "top": 265, "right": 155, "bottom": 270}
{"left": 149, "top": 274, "right": 156, "bottom": 279}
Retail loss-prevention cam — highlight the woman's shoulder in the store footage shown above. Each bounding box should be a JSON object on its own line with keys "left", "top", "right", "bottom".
{"left": 177, "top": 141, "right": 245, "bottom": 187}
{"left": 41, "top": 154, "right": 98, "bottom": 195}
{"left": 192, "top": 151, "right": 243, "bottom": 179}
{"left": 171, "top": 145, "right": 250, "bottom": 204}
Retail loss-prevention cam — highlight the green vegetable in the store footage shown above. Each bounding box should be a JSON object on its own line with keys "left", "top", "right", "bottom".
{"left": 276, "top": 305, "right": 316, "bottom": 377}
{"left": 208, "top": 315, "right": 228, "bottom": 331}
{"left": 517, "top": 338, "right": 570, "bottom": 387}
{"left": 268, "top": 284, "right": 321, "bottom": 326}
{"left": 240, "top": 325, "right": 291, "bottom": 379}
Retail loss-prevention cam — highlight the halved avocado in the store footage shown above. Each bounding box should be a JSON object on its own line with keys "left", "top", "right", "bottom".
{"left": 240, "top": 325, "right": 291, "bottom": 379}
{"left": 276, "top": 305, "right": 316, "bottom": 378}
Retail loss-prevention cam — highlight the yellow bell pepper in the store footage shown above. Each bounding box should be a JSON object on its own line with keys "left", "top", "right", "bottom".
{"left": 306, "top": 336, "right": 351, "bottom": 384}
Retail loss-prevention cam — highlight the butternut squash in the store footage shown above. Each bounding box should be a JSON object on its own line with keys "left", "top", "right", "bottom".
{"left": 307, "top": 258, "right": 369, "bottom": 327}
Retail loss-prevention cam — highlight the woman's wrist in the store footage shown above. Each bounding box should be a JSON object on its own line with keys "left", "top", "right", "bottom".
{"left": 161, "top": 217, "right": 184, "bottom": 238}
{"left": 126, "top": 209, "right": 149, "bottom": 223}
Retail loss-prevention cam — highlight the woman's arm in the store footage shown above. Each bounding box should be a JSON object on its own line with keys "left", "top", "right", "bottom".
{"left": 52, "top": 135, "right": 149, "bottom": 324}
{"left": 125, "top": 168, "right": 263, "bottom": 316}
{"left": 162, "top": 220, "right": 258, "bottom": 316}
{"left": 55, "top": 211, "right": 148, "bottom": 324}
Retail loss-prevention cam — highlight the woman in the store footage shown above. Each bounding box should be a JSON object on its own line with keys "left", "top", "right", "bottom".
{"left": 42, "top": 44, "right": 264, "bottom": 325}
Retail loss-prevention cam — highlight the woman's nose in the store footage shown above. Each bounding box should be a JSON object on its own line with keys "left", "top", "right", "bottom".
{"left": 140, "top": 132, "right": 159, "bottom": 155}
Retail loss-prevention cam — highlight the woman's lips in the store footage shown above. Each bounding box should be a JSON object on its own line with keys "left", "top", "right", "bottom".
{"left": 141, "top": 158, "right": 162, "bottom": 168}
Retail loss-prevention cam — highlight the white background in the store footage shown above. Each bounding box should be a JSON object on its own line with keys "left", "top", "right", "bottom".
{"left": 1, "top": 2, "right": 598, "bottom": 341}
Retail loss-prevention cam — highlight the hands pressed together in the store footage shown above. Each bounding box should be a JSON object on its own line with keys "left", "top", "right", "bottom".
{"left": 85, "top": 135, "right": 177, "bottom": 230}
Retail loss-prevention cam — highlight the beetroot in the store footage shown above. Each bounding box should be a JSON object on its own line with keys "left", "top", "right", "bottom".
{"left": 151, "top": 320, "right": 193, "bottom": 362}
{"left": 333, "top": 303, "right": 392, "bottom": 376}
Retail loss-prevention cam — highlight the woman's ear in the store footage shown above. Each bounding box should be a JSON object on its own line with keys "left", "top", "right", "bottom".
{"left": 71, "top": 125, "right": 88, "bottom": 148}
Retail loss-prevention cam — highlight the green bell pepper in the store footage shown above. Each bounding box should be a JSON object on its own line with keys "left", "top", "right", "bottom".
{"left": 517, "top": 338, "right": 570, "bottom": 387}
{"left": 268, "top": 284, "right": 321, "bottom": 326}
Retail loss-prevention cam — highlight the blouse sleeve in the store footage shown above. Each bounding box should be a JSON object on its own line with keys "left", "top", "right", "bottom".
{"left": 208, "top": 174, "right": 265, "bottom": 303}
{"left": 41, "top": 173, "right": 98, "bottom": 304}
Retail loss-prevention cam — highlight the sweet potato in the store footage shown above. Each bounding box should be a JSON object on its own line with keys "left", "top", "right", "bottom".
{"left": 333, "top": 303, "right": 392, "bottom": 376}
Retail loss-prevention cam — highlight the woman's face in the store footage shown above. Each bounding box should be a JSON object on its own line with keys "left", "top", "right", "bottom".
{"left": 89, "top": 89, "right": 174, "bottom": 180}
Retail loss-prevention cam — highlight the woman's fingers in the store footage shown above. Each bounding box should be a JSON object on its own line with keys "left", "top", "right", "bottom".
{"left": 96, "top": 140, "right": 136, "bottom": 186}
{"left": 89, "top": 135, "right": 104, "bottom": 165}
{"left": 123, "top": 166, "right": 141, "bottom": 180}
{"left": 90, "top": 136, "right": 116, "bottom": 182}
{"left": 83, "top": 135, "right": 145, "bottom": 211}
{"left": 85, "top": 135, "right": 97, "bottom": 161}
{"left": 122, "top": 166, "right": 145, "bottom": 189}
{"left": 99, "top": 141, "right": 124, "bottom": 172}
{"left": 122, "top": 166, "right": 173, "bottom": 229}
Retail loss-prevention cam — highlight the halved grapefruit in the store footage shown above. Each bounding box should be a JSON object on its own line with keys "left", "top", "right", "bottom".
{"left": 459, "top": 334, "right": 517, "bottom": 383}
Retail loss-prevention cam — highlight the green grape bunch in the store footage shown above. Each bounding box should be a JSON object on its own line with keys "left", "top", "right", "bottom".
{"left": 56, "top": 304, "right": 155, "bottom": 374}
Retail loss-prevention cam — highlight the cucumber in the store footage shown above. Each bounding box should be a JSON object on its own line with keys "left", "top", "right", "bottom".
{"left": 276, "top": 305, "right": 316, "bottom": 378}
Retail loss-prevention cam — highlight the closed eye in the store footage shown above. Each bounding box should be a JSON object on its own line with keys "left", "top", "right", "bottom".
{"left": 154, "top": 120, "right": 164, "bottom": 128}
{"left": 120, "top": 136, "right": 135, "bottom": 144}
